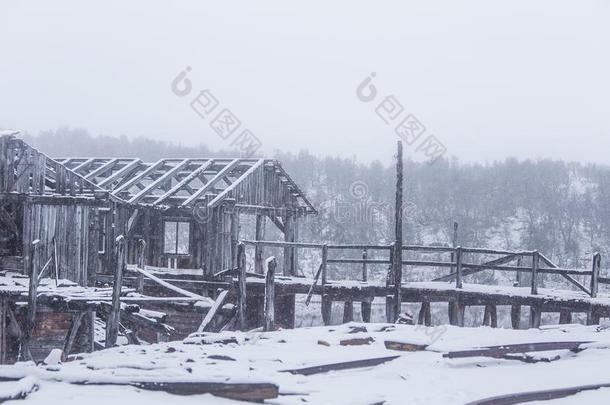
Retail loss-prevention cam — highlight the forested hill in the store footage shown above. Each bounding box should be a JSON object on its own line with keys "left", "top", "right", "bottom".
{"left": 24, "top": 127, "right": 610, "bottom": 270}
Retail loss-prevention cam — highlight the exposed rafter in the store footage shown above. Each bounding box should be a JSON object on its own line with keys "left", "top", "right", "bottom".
{"left": 129, "top": 159, "right": 191, "bottom": 204}
{"left": 45, "top": 150, "right": 315, "bottom": 213}
{"left": 208, "top": 159, "right": 264, "bottom": 208}
{"left": 152, "top": 159, "right": 215, "bottom": 205}
{"left": 180, "top": 159, "right": 241, "bottom": 207}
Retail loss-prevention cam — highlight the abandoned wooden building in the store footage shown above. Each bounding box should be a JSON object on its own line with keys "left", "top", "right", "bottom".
{"left": 0, "top": 135, "right": 316, "bottom": 362}
{"left": 3, "top": 134, "right": 610, "bottom": 366}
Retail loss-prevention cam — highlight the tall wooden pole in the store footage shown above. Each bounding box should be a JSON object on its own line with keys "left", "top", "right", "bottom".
{"left": 106, "top": 235, "right": 125, "bottom": 348}
{"left": 392, "top": 141, "right": 403, "bottom": 321}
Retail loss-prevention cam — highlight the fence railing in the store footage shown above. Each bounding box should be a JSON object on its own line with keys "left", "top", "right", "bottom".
{"left": 240, "top": 240, "right": 604, "bottom": 298}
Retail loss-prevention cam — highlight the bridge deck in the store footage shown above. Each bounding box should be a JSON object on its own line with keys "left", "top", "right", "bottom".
{"left": 246, "top": 277, "right": 610, "bottom": 316}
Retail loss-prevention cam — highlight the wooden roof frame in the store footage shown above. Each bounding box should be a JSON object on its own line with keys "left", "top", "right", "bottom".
{"left": 58, "top": 156, "right": 316, "bottom": 214}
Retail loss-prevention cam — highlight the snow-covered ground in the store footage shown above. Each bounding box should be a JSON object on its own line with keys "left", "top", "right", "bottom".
{"left": 3, "top": 322, "right": 610, "bottom": 404}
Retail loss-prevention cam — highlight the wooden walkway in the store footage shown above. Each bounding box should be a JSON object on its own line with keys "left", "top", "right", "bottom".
{"left": 226, "top": 240, "right": 610, "bottom": 330}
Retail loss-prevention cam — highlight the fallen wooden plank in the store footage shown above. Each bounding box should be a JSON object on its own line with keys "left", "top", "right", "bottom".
{"left": 128, "top": 266, "right": 206, "bottom": 300}
{"left": 281, "top": 355, "right": 400, "bottom": 376}
{"left": 340, "top": 337, "right": 375, "bottom": 346}
{"left": 130, "top": 381, "right": 278, "bottom": 401}
{"left": 466, "top": 382, "right": 610, "bottom": 405}
{"left": 443, "top": 341, "right": 591, "bottom": 359}
{"left": 197, "top": 290, "right": 229, "bottom": 333}
{"left": 384, "top": 340, "right": 429, "bottom": 352}
{"left": 0, "top": 375, "right": 278, "bottom": 402}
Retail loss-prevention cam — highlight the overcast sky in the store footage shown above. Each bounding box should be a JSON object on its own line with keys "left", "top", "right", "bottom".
{"left": 1, "top": 0, "right": 609, "bottom": 164}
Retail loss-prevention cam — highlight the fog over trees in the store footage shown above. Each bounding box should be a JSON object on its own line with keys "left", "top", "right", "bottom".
{"left": 24, "top": 127, "right": 610, "bottom": 277}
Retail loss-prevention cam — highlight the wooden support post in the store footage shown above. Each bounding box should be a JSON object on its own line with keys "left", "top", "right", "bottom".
{"left": 63, "top": 311, "right": 85, "bottom": 356}
{"left": 587, "top": 309, "right": 601, "bottom": 326}
{"left": 515, "top": 256, "right": 523, "bottom": 286}
{"left": 483, "top": 304, "right": 497, "bottom": 328}
{"left": 455, "top": 246, "right": 463, "bottom": 289}
{"left": 531, "top": 250, "right": 539, "bottom": 295}
{"left": 230, "top": 208, "right": 239, "bottom": 268}
{"left": 321, "top": 244, "right": 331, "bottom": 326}
{"left": 105, "top": 235, "right": 125, "bottom": 348}
{"left": 590, "top": 252, "right": 601, "bottom": 298}
{"left": 386, "top": 245, "right": 395, "bottom": 323}
{"left": 87, "top": 311, "right": 96, "bottom": 352}
{"left": 283, "top": 213, "right": 296, "bottom": 276}
{"left": 0, "top": 298, "right": 6, "bottom": 364}
{"left": 264, "top": 257, "right": 276, "bottom": 332}
{"left": 449, "top": 222, "right": 458, "bottom": 278}
{"left": 418, "top": 301, "right": 431, "bottom": 326}
{"left": 529, "top": 305, "right": 541, "bottom": 329}
{"left": 449, "top": 300, "right": 465, "bottom": 327}
{"left": 21, "top": 239, "right": 40, "bottom": 360}
{"left": 343, "top": 301, "right": 354, "bottom": 323}
{"left": 559, "top": 310, "right": 572, "bottom": 324}
{"left": 360, "top": 249, "right": 372, "bottom": 323}
{"left": 136, "top": 239, "right": 146, "bottom": 294}
{"left": 236, "top": 242, "right": 247, "bottom": 331}
{"left": 392, "top": 141, "right": 404, "bottom": 322}
{"left": 254, "top": 215, "right": 266, "bottom": 274}
{"left": 511, "top": 305, "right": 521, "bottom": 329}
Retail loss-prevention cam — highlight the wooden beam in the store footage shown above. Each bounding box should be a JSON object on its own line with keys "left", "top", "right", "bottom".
{"left": 443, "top": 341, "right": 590, "bottom": 359}
{"left": 129, "top": 159, "right": 191, "bottom": 203}
{"left": 207, "top": 159, "right": 264, "bottom": 208}
{"left": 72, "top": 158, "right": 96, "bottom": 174}
{"left": 465, "top": 382, "right": 610, "bottom": 405}
{"left": 181, "top": 159, "right": 242, "bottom": 207}
{"left": 152, "top": 159, "right": 215, "bottom": 205}
{"left": 281, "top": 356, "right": 400, "bottom": 376}
{"left": 84, "top": 159, "right": 119, "bottom": 180}
{"left": 105, "top": 236, "right": 125, "bottom": 348}
{"left": 197, "top": 290, "right": 229, "bottom": 333}
{"left": 63, "top": 311, "right": 85, "bottom": 355}
{"left": 97, "top": 159, "right": 142, "bottom": 188}
{"left": 111, "top": 159, "right": 167, "bottom": 196}
{"left": 267, "top": 215, "right": 285, "bottom": 233}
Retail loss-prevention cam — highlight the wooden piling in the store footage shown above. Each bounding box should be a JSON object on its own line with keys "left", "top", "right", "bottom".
{"left": 559, "top": 310, "right": 572, "bottom": 324}
{"left": 264, "top": 257, "right": 276, "bottom": 331}
{"left": 511, "top": 305, "right": 521, "bottom": 329}
{"left": 418, "top": 301, "right": 431, "bottom": 326}
{"left": 449, "top": 300, "right": 464, "bottom": 327}
{"left": 483, "top": 304, "right": 497, "bottom": 328}
{"left": 529, "top": 305, "right": 541, "bottom": 329}
{"left": 343, "top": 302, "right": 354, "bottom": 323}
{"left": 360, "top": 249, "right": 372, "bottom": 322}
